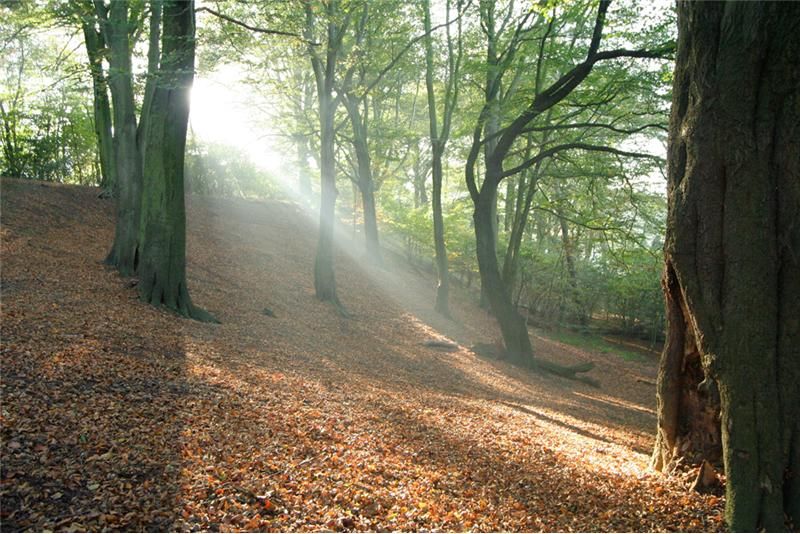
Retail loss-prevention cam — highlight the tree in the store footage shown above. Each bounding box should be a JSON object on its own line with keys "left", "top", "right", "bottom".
{"left": 421, "top": 0, "right": 463, "bottom": 317}
{"left": 652, "top": 2, "right": 799, "bottom": 530}
{"left": 304, "top": 0, "right": 351, "bottom": 311}
{"left": 76, "top": 2, "right": 115, "bottom": 193}
{"left": 95, "top": 0, "right": 146, "bottom": 275}
{"left": 465, "top": 0, "right": 669, "bottom": 370}
{"left": 135, "top": 0, "right": 213, "bottom": 321}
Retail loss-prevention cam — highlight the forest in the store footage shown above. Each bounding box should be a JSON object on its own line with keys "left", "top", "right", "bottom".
{"left": 1, "top": 0, "right": 798, "bottom": 532}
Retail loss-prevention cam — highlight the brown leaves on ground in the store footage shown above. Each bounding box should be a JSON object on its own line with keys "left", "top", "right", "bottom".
{"left": 0, "top": 179, "right": 723, "bottom": 532}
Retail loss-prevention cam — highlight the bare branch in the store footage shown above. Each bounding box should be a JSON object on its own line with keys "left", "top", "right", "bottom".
{"left": 195, "top": 6, "right": 316, "bottom": 44}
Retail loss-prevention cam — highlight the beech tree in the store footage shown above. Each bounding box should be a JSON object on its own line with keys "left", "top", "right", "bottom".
{"left": 422, "top": 0, "right": 462, "bottom": 317}
{"left": 303, "top": 0, "right": 351, "bottom": 311}
{"left": 652, "top": 2, "right": 799, "bottom": 530}
{"left": 76, "top": 4, "right": 115, "bottom": 194}
{"left": 465, "top": 0, "right": 669, "bottom": 372}
{"left": 136, "top": 0, "right": 213, "bottom": 321}
{"left": 93, "top": 0, "right": 148, "bottom": 275}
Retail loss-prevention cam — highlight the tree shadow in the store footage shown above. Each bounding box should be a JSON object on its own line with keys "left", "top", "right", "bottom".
{"left": 0, "top": 180, "right": 192, "bottom": 531}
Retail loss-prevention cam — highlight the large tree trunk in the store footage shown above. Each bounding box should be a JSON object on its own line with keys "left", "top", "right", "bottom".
{"left": 477, "top": 167, "right": 595, "bottom": 382}
{"left": 136, "top": 0, "right": 161, "bottom": 154}
{"left": 136, "top": 0, "right": 213, "bottom": 322}
{"left": 653, "top": 2, "right": 799, "bottom": 530}
{"left": 100, "top": 1, "right": 142, "bottom": 276}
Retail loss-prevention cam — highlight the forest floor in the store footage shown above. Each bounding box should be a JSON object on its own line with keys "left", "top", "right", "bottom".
{"left": 0, "top": 178, "right": 723, "bottom": 532}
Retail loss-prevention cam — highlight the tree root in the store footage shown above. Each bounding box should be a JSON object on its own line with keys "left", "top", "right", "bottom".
{"left": 471, "top": 342, "right": 598, "bottom": 386}
{"left": 189, "top": 304, "right": 220, "bottom": 324}
{"left": 423, "top": 340, "right": 459, "bottom": 351}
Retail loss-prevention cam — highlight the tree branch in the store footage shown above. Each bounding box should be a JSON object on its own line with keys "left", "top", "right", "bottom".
{"left": 501, "top": 142, "right": 662, "bottom": 179}
{"left": 195, "top": 6, "right": 316, "bottom": 44}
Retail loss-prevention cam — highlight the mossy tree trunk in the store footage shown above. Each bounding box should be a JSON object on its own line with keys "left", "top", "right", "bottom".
{"left": 652, "top": 2, "right": 799, "bottom": 530}
{"left": 136, "top": 0, "right": 213, "bottom": 322}
{"left": 97, "top": 0, "right": 142, "bottom": 276}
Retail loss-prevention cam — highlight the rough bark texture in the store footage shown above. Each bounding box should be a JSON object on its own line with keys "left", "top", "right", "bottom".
{"left": 653, "top": 2, "right": 800, "bottom": 530}
{"left": 136, "top": 0, "right": 213, "bottom": 322}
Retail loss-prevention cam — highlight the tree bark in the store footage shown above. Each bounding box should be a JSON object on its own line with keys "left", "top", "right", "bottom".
{"left": 136, "top": 0, "right": 213, "bottom": 322}
{"left": 306, "top": 0, "right": 346, "bottom": 311}
{"left": 423, "top": 0, "right": 461, "bottom": 317}
{"left": 653, "top": 2, "right": 800, "bottom": 530}
{"left": 474, "top": 177, "right": 531, "bottom": 364}
{"left": 80, "top": 15, "right": 115, "bottom": 193}
{"left": 431, "top": 144, "right": 450, "bottom": 316}
{"left": 343, "top": 94, "right": 382, "bottom": 264}
{"left": 99, "top": 0, "right": 142, "bottom": 276}
{"left": 313, "top": 88, "right": 340, "bottom": 304}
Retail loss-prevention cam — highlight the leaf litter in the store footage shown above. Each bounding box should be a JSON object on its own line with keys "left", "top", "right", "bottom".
{"left": 0, "top": 179, "right": 723, "bottom": 531}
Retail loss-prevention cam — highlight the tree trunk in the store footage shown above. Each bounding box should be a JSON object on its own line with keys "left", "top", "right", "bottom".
{"left": 653, "top": 2, "right": 799, "bottom": 530}
{"left": 431, "top": 144, "right": 450, "bottom": 316}
{"left": 80, "top": 18, "right": 115, "bottom": 193}
{"left": 423, "top": 0, "right": 458, "bottom": 318}
{"left": 136, "top": 0, "right": 213, "bottom": 322}
{"left": 344, "top": 94, "right": 382, "bottom": 264}
{"left": 313, "top": 91, "right": 340, "bottom": 304}
{"left": 360, "top": 185, "right": 381, "bottom": 262}
{"left": 479, "top": 1, "right": 500, "bottom": 311}
{"left": 474, "top": 176, "right": 532, "bottom": 365}
{"left": 100, "top": 1, "right": 142, "bottom": 276}
{"left": 136, "top": 0, "right": 162, "bottom": 155}
{"left": 501, "top": 153, "right": 542, "bottom": 290}
{"left": 557, "top": 213, "right": 586, "bottom": 326}
{"left": 297, "top": 72, "right": 314, "bottom": 199}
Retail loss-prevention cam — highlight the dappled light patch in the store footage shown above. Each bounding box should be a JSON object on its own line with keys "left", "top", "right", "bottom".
{"left": 1, "top": 180, "right": 724, "bottom": 531}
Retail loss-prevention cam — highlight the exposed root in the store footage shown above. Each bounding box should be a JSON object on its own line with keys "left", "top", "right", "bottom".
{"left": 423, "top": 340, "right": 459, "bottom": 351}
{"left": 190, "top": 304, "right": 220, "bottom": 324}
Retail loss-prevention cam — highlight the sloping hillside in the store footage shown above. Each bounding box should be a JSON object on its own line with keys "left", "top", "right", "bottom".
{"left": 0, "top": 178, "right": 722, "bottom": 531}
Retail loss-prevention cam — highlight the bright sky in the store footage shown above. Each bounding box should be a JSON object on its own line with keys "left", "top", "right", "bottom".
{"left": 189, "top": 65, "right": 288, "bottom": 178}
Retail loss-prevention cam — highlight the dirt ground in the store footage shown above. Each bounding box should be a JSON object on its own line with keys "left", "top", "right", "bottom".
{"left": 0, "top": 178, "right": 723, "bottom": 531}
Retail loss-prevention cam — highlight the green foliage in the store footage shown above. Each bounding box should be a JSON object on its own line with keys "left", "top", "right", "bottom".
{"left": 185, "top": 138, "right": 281, "bottom": 199}
{"left": 9, "top": 0, "right": 675, "bottom": 346}
{"left": 1, "top": 5, "right": 99, "bottom": 183}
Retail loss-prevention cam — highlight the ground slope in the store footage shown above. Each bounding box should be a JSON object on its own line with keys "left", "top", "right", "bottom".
{"left": 0, "top": 179, "right": 722, "bottom": 532}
